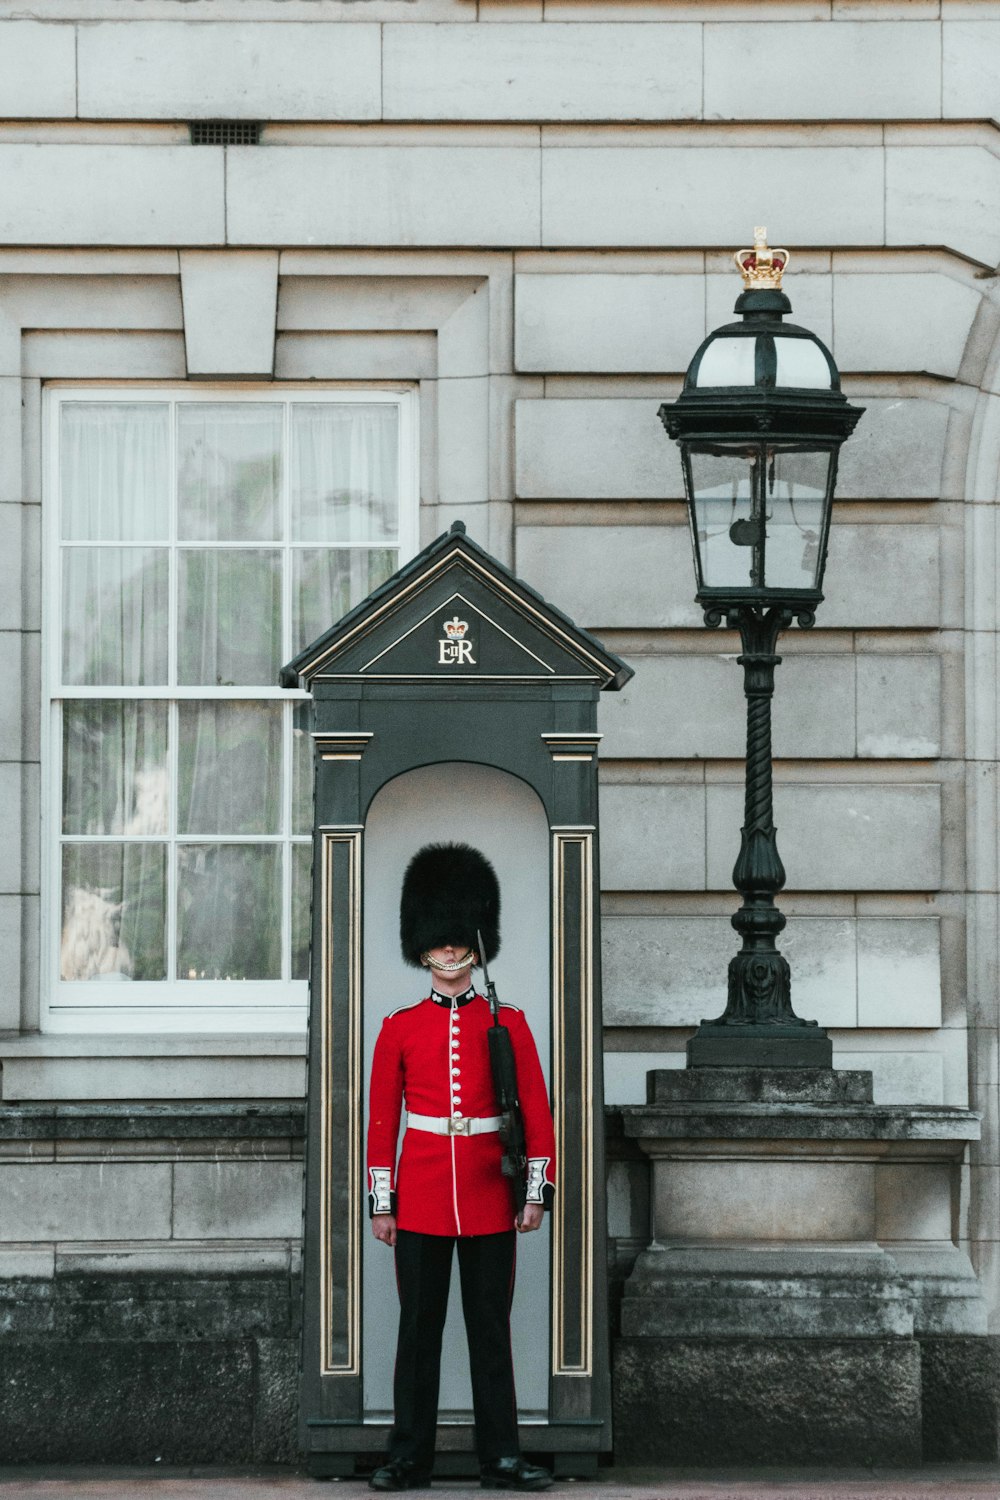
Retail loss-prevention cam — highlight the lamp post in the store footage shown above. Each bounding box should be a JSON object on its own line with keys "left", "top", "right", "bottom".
{"left": 659, "top": 230, "right": 864, "bottom": 1068}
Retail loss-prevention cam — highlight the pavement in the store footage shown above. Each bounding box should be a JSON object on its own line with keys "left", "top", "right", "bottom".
{"left": 1, "top": 1469, "right": 999, "bottom": 1500}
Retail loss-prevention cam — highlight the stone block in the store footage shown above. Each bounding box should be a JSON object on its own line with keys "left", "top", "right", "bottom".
{"left": 0, "top": 762, "right": 22, "bottom": 895}
{"left": 943, "top": 23, "right": 1000, "bottom": 119}
{"left": 834, "top": 396, "right": 949, "bottom": 500}
{"left": 856, "top": 655, "right": 941, "bottom": 759}
{"left": 0, "top": 1339, "right": 254, "bottom": 1463}
{"left": 600, "top": 652, "right": 856, "bottom": 761}
{"left": 254, "top": 1336, "right": 299, "bottom": 1463}
{"left": 706, "top": 783, "right": 941, "bottom": 892}
{"left": 831, "top": 1050, "right": 944, "bottom": 1106}
{"left": 0, "top": 632, "right": 21, "bottom": 761}
{"left": 0, "top": 1164, "right": 172, "bottom": 1241}
{"left": 886, "top": 145, "right": 1000, "bottom": 271}
{"left": 834, "top": 273, "right": 981, "bottom": 380}
{"left": 613, "top": 1336, "right": 922, "bottom": 1464}
{"left": 4, "top": 273, "right": 184, "bottom": 332}
{"left": 227, "top": 147, "right": 541, "bottom": 248}
{"left": 598, "top": 784, "right": 705, "bottom": 891}
{"left": 78, "top": 21, "right": 380, "bottom": 120}
{"left": 542, "top": 145, "right": 884, "bottom": 248}
{"left": 652, "top": 1159, "right": 876, "bottom": 1241}
{"left": 22, "top": 331, "right": 186, "bottom": 380}
{"left": 920, "top": 1334, "right": 1000, "bottom": 1461}
{"left": 277, "top": 273, "right": 479, "bottom": 334}
{"left": 0, "top": 382, "right": 23, "bottom": 506}
{"left": 438, "top": 376, "right": 490, "bottom": 507}
{"left": 706, "top": 22, "right": 939, "bottom": 120}
{"left": 0, "top": 1053, "right": 307, "bottom": 1101}
{"left": 519, "top": 521, "right": 940, "bottom": 632}
{"left": 515, "top": 273, "right": 706, "bottom": 374}
{"left": 515, "top": 393, "right": 947, "bottom": 503}
{"left": 876, "top": 1163, "right": 953, "bottom": 1243}
{"left": 275, "top": 331, "right": 436, "bottom": 382}
{"left": 605, "top": 1052, "right": 680, "bottom": 1108}
{"left": 857, "top": 918, "right": 941, "bottom": 1029}
{"left": 0, "top": 22, "right": 76, "bottom": 118}
{"left": 519, "top": 523, "right": 697, "bottom": 629}
{"left": 602, "top": 912, "right": 863, "bottom": 1032}
{"left": 823, "top": 523, "right": 940, "bottom": 629}
{"left": 515, "top": 398, "right": 682, "bottom": 499}
{"left": 172, "top": 1161, "right": 303, "bottom": 1240}
{"left": 180, "top": 251, "right": 278, "bottom": 378}
{"left": 0, "top": 147, "right": 225, "bottom": 247}
{"left": 0, "top": 896, "right": 21, "bottom": 1032}
{"left": 383, "top": 23, "right": 701, "bottom": 120}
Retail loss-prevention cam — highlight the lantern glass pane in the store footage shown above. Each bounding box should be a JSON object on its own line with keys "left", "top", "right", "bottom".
{"left": 688, "top": 446, "right": 758, "bottom": 590}
{"left": 763, "top": 447, "right": 832, "bottom": 591}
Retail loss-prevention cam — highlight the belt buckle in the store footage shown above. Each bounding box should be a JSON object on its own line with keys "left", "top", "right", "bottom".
{"left": 449, "top": 1117, "right": 470, "bottom": 1136}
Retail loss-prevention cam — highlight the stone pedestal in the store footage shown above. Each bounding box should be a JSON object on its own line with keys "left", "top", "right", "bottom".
{"left": 613, "top": 1068, "right": 986, "bottom": 1465}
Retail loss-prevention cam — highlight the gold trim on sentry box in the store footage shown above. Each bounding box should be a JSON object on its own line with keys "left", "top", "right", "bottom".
{"left": 313, "top": 732, "right": 375, "bottom": 763}
{"left": 320, "top": 829, "right": 363, "bottom": 1377}
{"left": 550, "top": 829, "right": 594, "bottom": 1379}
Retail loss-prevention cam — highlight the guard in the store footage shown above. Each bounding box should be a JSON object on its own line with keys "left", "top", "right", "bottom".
{"left": 367, "top": 843, "right": 556, "bottom": 1492}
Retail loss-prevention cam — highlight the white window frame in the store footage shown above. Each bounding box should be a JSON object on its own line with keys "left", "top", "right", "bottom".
{"left": 42, "top": 382, "right": 419, "bottom": 1035}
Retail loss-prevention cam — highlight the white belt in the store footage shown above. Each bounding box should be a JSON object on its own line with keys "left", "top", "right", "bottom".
{"left": 407, "top": 1113, "right": 502, "bottom": 1137}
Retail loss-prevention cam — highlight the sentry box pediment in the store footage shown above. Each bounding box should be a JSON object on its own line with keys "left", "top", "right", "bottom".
{"left": 283, "top": 521, "right": 631, "bottom": 1479}
{"left": 280, "top": 520, "right": 631, "bottom": 692}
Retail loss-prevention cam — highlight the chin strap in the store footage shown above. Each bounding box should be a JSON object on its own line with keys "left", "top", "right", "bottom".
{"left": 421, "top": 949, "right": 479, "bottom": 975}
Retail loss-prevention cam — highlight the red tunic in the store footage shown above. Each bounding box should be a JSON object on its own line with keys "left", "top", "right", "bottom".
{"left": 367, "top": 993, "right": 556, "bottom": 1237}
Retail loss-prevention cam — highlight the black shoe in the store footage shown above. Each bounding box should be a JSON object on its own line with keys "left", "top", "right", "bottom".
{"left": 480, "top": 1458, "right": 552, "bottom": 1491}
{"left": 369, "top": 1458, "right": 433, "bottom": 1491}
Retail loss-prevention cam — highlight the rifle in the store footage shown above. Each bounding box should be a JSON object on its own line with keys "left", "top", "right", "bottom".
{"left": 477, "top": 929, "right": 528, "bottom": 1217}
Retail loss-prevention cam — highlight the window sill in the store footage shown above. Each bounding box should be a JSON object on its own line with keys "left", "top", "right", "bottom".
{"left": 0, "top": 1033, "right": 307, "bottom": 1102}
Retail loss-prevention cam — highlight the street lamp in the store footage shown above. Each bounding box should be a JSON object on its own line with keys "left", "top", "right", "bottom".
{"left": 659, "top": 230, "right": 864, "bottom": 1067}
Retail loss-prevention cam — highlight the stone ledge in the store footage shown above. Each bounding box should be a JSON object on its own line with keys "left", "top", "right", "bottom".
{"left": 619, "top": 1102, "right": 980, "bottom": 1147}
{"left": 0, "top": 1102, "right": 306, "bottom": 1141}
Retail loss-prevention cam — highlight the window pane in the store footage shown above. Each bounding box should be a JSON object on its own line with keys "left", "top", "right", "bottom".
{"left": 178, "top": 702, "right": 282, "bottom": 835}
{"left": 293, "top": 547, "right": 395, "bottom": 653}
{"left": 688, "top": 446, "right": 757, "bottom": 590}
{"left": 61, "top": 843, "right": 166, "bottom": 981}
{"left": 291, "top": 404, "right": 399, "bottom": 544}
{"left": 63, "top": 702, "right": 168, "bottom": 835}
{"left": 764, "top": 449, "right": 831, "bottom": 591}
{"left": 177, "top": 844, "right": 281, "bottom": 980}
{"left": 292, "top": 704, "right": 314, "bottom": 835}
{"left": 62, "top": 548, "right": 168, "bottom": 686}
{"left": 178, "top": 549, "right": 281, "bottom": 686}
{"left": 291, "top": 842, "right": 312, "bottom": 980}
{"left": 60, "top": 403, "right": 169, "bottom": 541}
{"left": 177, "top": 404, "right": 282, "bottom": 542}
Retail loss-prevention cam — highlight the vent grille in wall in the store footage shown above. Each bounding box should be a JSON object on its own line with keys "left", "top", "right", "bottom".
{"left": 190, "top": 121, "right": 262, "bottom": 146}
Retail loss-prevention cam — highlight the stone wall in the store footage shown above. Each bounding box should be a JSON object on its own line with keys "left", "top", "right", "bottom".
{"left": 0, "top": 1104, "right": 303, "bottom": 1462}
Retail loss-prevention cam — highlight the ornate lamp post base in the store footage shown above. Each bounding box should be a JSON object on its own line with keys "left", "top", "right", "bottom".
{"left": 687, "top": 1022, "right": 832, "bottom": 1069}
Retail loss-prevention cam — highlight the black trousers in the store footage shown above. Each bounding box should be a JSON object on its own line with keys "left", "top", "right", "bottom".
{"left": 389, "top": 1228, "right": 519, "bottom": 1471}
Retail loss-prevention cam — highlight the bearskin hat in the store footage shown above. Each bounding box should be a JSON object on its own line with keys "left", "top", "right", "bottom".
{"left": 399, "top": 843, "right": 500, "bottom": 967}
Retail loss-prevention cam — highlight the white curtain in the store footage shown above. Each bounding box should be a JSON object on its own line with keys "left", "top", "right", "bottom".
{"left": 60, "top": 402, "right": 169, "bottom": 541}
{"left": 291, "top": 402, "right": 398, "bottom": 544}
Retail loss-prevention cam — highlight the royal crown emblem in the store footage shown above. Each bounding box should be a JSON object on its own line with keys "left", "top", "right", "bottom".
{"left": 438, "top": 614, "right": 476, "bottom": 666}
{"left": 734, "top": 227, "right": 790, "bottom": 291}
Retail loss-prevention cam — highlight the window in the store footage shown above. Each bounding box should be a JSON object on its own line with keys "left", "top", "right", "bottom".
{"left": 45, "top": 387, "right": 418, "bottom": 1032}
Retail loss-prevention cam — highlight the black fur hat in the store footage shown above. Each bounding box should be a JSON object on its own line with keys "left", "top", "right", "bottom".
{"left": 399, "top": 843, "right": 500, "bottom": 967}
